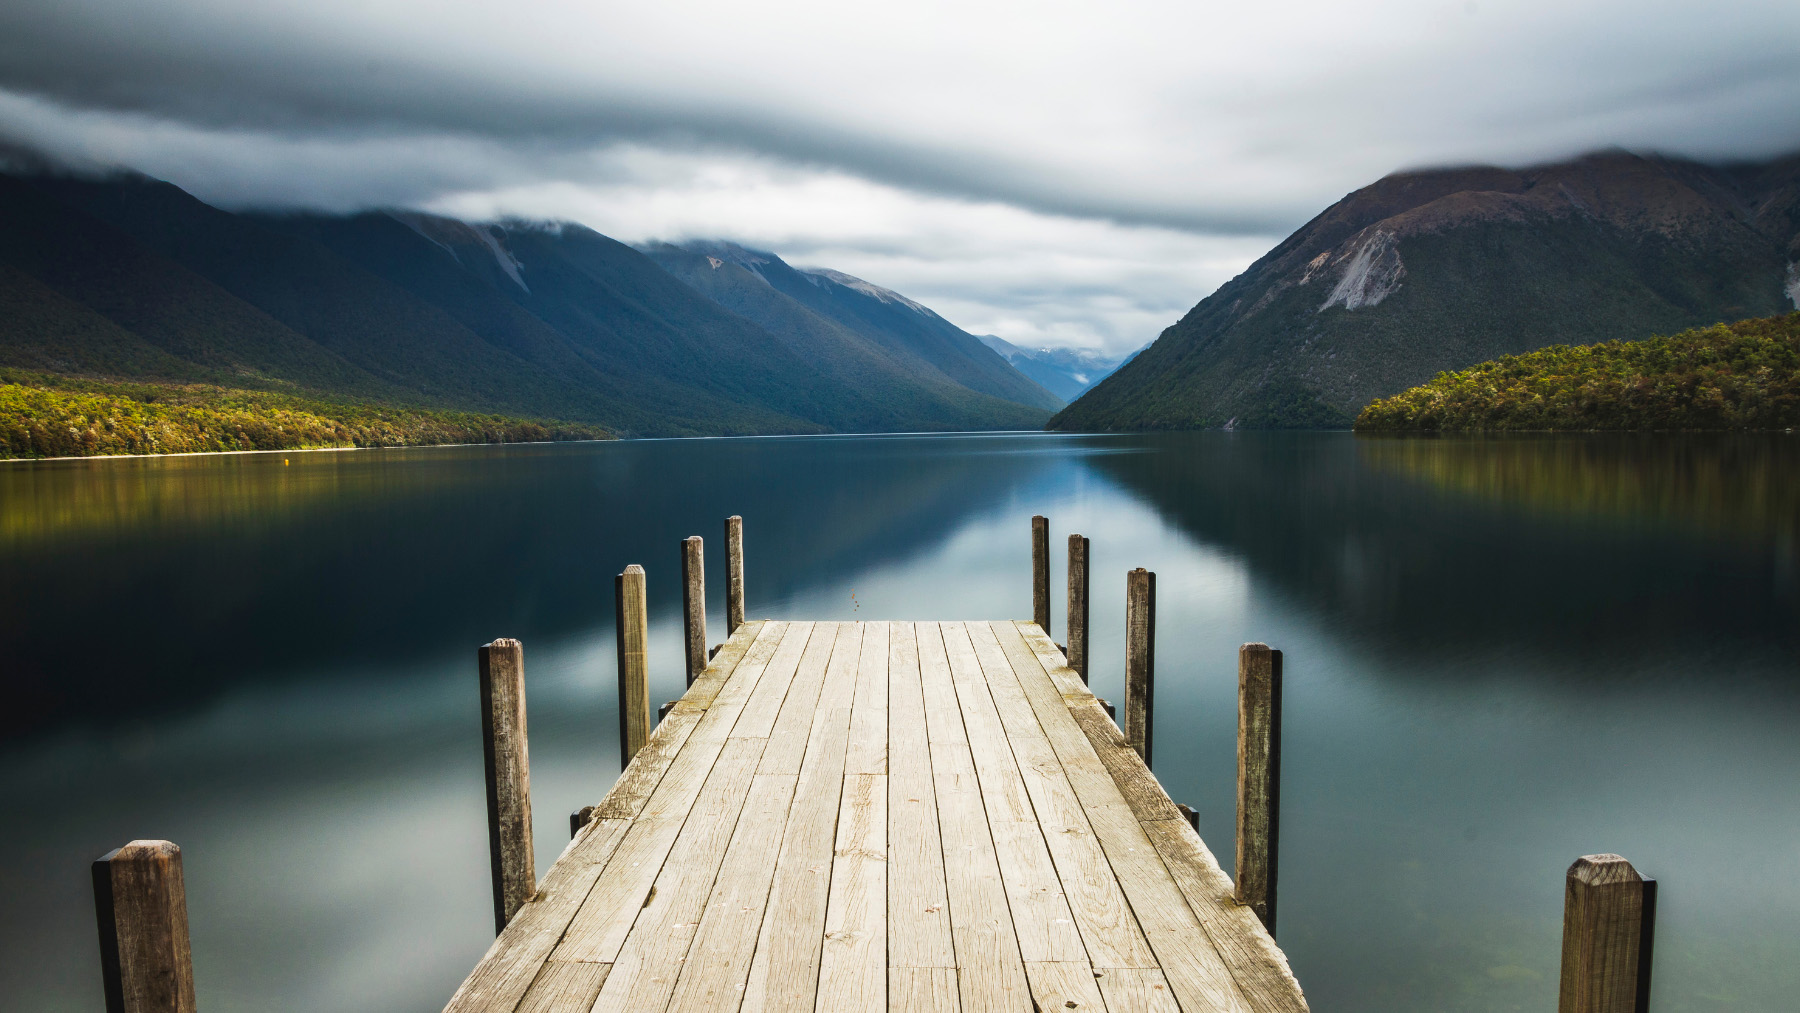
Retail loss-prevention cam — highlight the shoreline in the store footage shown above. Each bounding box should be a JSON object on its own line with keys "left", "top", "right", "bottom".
{"left": 0, "top": 437, "right": 614, "bottom": 465}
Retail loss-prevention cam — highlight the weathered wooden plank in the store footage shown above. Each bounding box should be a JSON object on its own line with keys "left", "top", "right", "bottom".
{"left": 93, "top": 840, "right": 196, "bottom": 1013}
{"left": 555, "top": 625, "right": 795, "bottom": 963}
{"left": 663, "top": 773, "right": 800, "bottom": 1013}
{"left": 889, "top": 967, "right": 959, "bottom": 1013}
{"left": 683, "top": 535, "right": 708, "bottom": 685}
{"left": 1008, "top": 622, "right": 1182, "bottom": 823}
{"left": 597, "top": 622, "right": 774, "bottom": 820}
{"left": 885, "top": 623, "right": 954, "bottom": 971}
{"left": 515, "top": 961, "right": 611, "bottom": 1013}
{"left": 970, "top": 622, "right": 1157, "bottom": 970}
{"left": 479, "top": 639, "right": 535, "bottom": 933}
{"left": 1139, "top": 819, "right": 1309, "bottom": 1013}
{"left": 1237, "top": 643, "right": 1282, "bottom": 935}
{"left": 1023, "top": 961, "right": 1107, "bottom": 1013}
{"left": 1094, "top": 967, "right": 1182, "bottom": 1013}
{"left": 846, "top": 621, "right": 890, "bottom": 775}
{"left": 1011, "top": 621, "right": 1307, "bottom": 1011}
{"left": 916, "top": 623, "right": 1032, "bottom": 1013}
{"left": 443, "top": 817, "right": 631, "bottom": 1013}
{"left": 739, "top": 623, "right": 864, "bottom": 1013}
{"left": 733, "top": 621, "right": 818, "bottom": 740}
{"left": 592, "top": 736, "right": 769, "bottom": 1013}
{"left": 941, "top": 622, "right": 1086, "bottom": 965}
{"left": 816, "top": 772, "right": 887, "bottom": 1013}
{"left": 996, "top": 623, "right": 1250, "bottom": 1012}
{"left": 758, "top": 622, "right": 839, "bottom": 775}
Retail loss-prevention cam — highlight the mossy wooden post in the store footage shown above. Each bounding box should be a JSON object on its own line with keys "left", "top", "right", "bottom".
{"left": 92, "top": 840, "right": 196, "bottom": 1013}
{"left": 1236, "top": 642, "right": 1282, "bottom": 935}
{"left": 479, "top": 638, "right": 534, "bottom": 934}
{"left": 725, "top": 515, "right": 745, "bottom": 636}
{"left": 1067, "top": 534, "right": 1090, "bottom": 682}
{"left": 616, "top": 564, "right": 650, "bottom": 768}
{"left": 1558, "top": 854, "right": 1657, "bottom": 1013}
{"left": 682, "top": 536, "right": 707, "bottom": 685}
{"left": 1031, "top": 515, "right": 1051, "bottom": 637}
{"left": 1125, "top": 567, "right": 1155, "bottom": 766}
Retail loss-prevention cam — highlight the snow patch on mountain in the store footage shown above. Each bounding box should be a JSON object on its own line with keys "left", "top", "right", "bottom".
{"left": 1319, "top": 231, "right": 1404, "bottom": 312}
{"left": 798, "top": 267, "right": 938, "bottom": 317}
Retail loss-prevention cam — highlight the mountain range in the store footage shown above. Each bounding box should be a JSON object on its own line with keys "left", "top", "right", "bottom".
{"left": 976, "top": 335, "right": 1138, "bottom": 401}
{"left": 1052, "top": 150, "right": 1800, "bottom": 430}
{"left": 0, "top": 172, "right": 1058, "bottom": 439}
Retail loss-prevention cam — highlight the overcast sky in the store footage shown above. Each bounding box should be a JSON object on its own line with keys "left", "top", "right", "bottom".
{"left": 2, "top": 0, "right": 1797, "bottom": 354}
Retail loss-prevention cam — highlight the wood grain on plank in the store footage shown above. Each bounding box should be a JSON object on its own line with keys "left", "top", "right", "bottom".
{"left": 442, "top": 817, "right": 631, "bottom": 1013}
{"left": 846, "top": 621, "right": 890, "bottom": 775}
{"left": 663, "top": 773, "right": 800, "bottom": 1013}
{"left": 598, "top": 621, "right": 775, "bottom": 820}
{"left": 971, "top": 622, "right": 1157, "bottom": 969}
{"left": 889, "top": 967, "right": 959, "bottom": 1013}
{"left": 815, "top": 772, "right": 887, "bottom": 1013}
{"left": 759, "top": 622, "right": 840, "bottom": 775}
{"left": 739, "top": 623, "right": 864, "bottom": 1013}
{"left": 1024, "top": 961, "right": 1108, "bottom": 1013}
{"left": 591, "top": 736, "right": 769, "bottom": 1013}
{"left": 514, "top": 961, "right": 611, "bottom": 1013}
{"left": 732, "top": 621, "right": 818, "bottom": 740}
{"left": 941, "top": 622, "right": 1086, "bottom": 965}
{"left": 556, "top": 624, "right": 796, "bottom": 962}
{"left": 917, "top": 623, "right": 1032, "bottom": 1013}
{"left": 885, "top": 623, "right": 955, "bottom": 970}
{"left": 1094, "top": 967, "right": 1183, "bottom": 1013}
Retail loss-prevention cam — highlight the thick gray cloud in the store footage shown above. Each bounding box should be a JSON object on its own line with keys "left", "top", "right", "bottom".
{"left": 3, "top": 0, "right": 1797, "bottom": 353}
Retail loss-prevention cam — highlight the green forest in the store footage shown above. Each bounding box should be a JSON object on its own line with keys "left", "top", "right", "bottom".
{"left": 0, "top": 371, "right": 608, "bottom": 459}
{"left": 1356, "top": 313, "right": 1800, "bottom": 431}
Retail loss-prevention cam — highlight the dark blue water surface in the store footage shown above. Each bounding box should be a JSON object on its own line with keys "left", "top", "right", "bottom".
{"left": 2, "top": 432, "right": 1796, "bottom": 1011}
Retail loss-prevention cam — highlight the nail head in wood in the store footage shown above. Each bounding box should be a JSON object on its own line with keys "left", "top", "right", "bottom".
{"left": 1066, "top": 533, "right": 1090, "bottom": 683}
{"left": 725, "top": 515, "right": 745, "bottom": 635}
{"left": 1558, "top": 853, "right": 1656, "bottom": 1013}
{"left": 1235, "top": 642, "right": 1281, "bottom": 936}
{"left": 1031, "top": 515, "right": 1051, "bottom": 636}
{"left": 616, "top": 565, "right": 651, "bottom": 769}
{"left": 1124, "top": 567, "right": 1155, "bottom": 767}
{"left": 92, "top": 839, "right": 196, "bottom": 1013}
{"left": 479, "top": 638, "right": 535, "bottom": 934}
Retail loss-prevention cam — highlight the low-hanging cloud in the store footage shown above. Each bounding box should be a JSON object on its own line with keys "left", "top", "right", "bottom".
{"left": 2, "top": 0, "right": 1797, "bottom": 354}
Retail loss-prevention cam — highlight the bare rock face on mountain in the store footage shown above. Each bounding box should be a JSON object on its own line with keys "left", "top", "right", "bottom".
{"left": 1052, "top": 150, "right": 1800, "bottom": 430}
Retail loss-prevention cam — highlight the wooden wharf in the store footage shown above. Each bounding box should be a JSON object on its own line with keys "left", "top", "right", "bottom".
{"left": 447, "top": 618, "right": 1307, "bottom": 1013}
{"left": 89, "top": 515, "right": 1659, "bottom": 1013}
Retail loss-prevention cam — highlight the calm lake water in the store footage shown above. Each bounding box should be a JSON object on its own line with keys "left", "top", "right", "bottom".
{"left": 2, "top": 431, "right": 1797, "bottom": 1012}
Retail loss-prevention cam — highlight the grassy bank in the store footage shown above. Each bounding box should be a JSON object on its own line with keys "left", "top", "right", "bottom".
{"left": 0, "top": 372, "right": 609, "bottom": 459}
{"left": 1356, "top": 313, "right": 1800, "bottom": 431}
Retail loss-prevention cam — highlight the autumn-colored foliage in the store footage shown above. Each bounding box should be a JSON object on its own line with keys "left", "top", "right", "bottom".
{"left": 1356, "top": 314, "right": 1800, "bottom": 431}
{"left": 0, "top": 372, "right": 609, "bottom": 459}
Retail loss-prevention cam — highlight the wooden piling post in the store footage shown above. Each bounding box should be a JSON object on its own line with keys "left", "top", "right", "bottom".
{"left": 1124, "top": 567, "right": 1155, "bottom": 766}
{"left": 1067, "top": 534, "right": 1090, "bottom": 682}
{"left": 682, "top": 536, "right": 707, "bottom": 685}
{"left": 92, "top": 840, "right": 196, "bottom": 1013}
{"left": 1558, "top": 854, "right": 1656, "bottom": 1013}
{"left": 479, "top": 638, "right": 535, "bottom": 934}
{"left": 725, "top": 515, "right": 745, "bottom": 636}
{"left": 616, "top": 565, "right": 651, "bottom": 769}
{"left": 1031, "top": 515, "right": 1051, "bottom": 636}
{"left": 570, "top": 806, "right": 597, "bottom": 839}
{"left": 1235, "top": 643, "right": 1282, "bottom": 936}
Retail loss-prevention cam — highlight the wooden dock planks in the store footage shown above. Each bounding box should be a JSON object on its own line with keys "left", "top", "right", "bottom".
{"left": 443, "top": 619, "right": 1307, "bottom": 1013}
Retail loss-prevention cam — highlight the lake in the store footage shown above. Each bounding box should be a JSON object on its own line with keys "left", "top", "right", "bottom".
{"left": 2, "top": 431, "right": 1796, "bottom": 1012}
